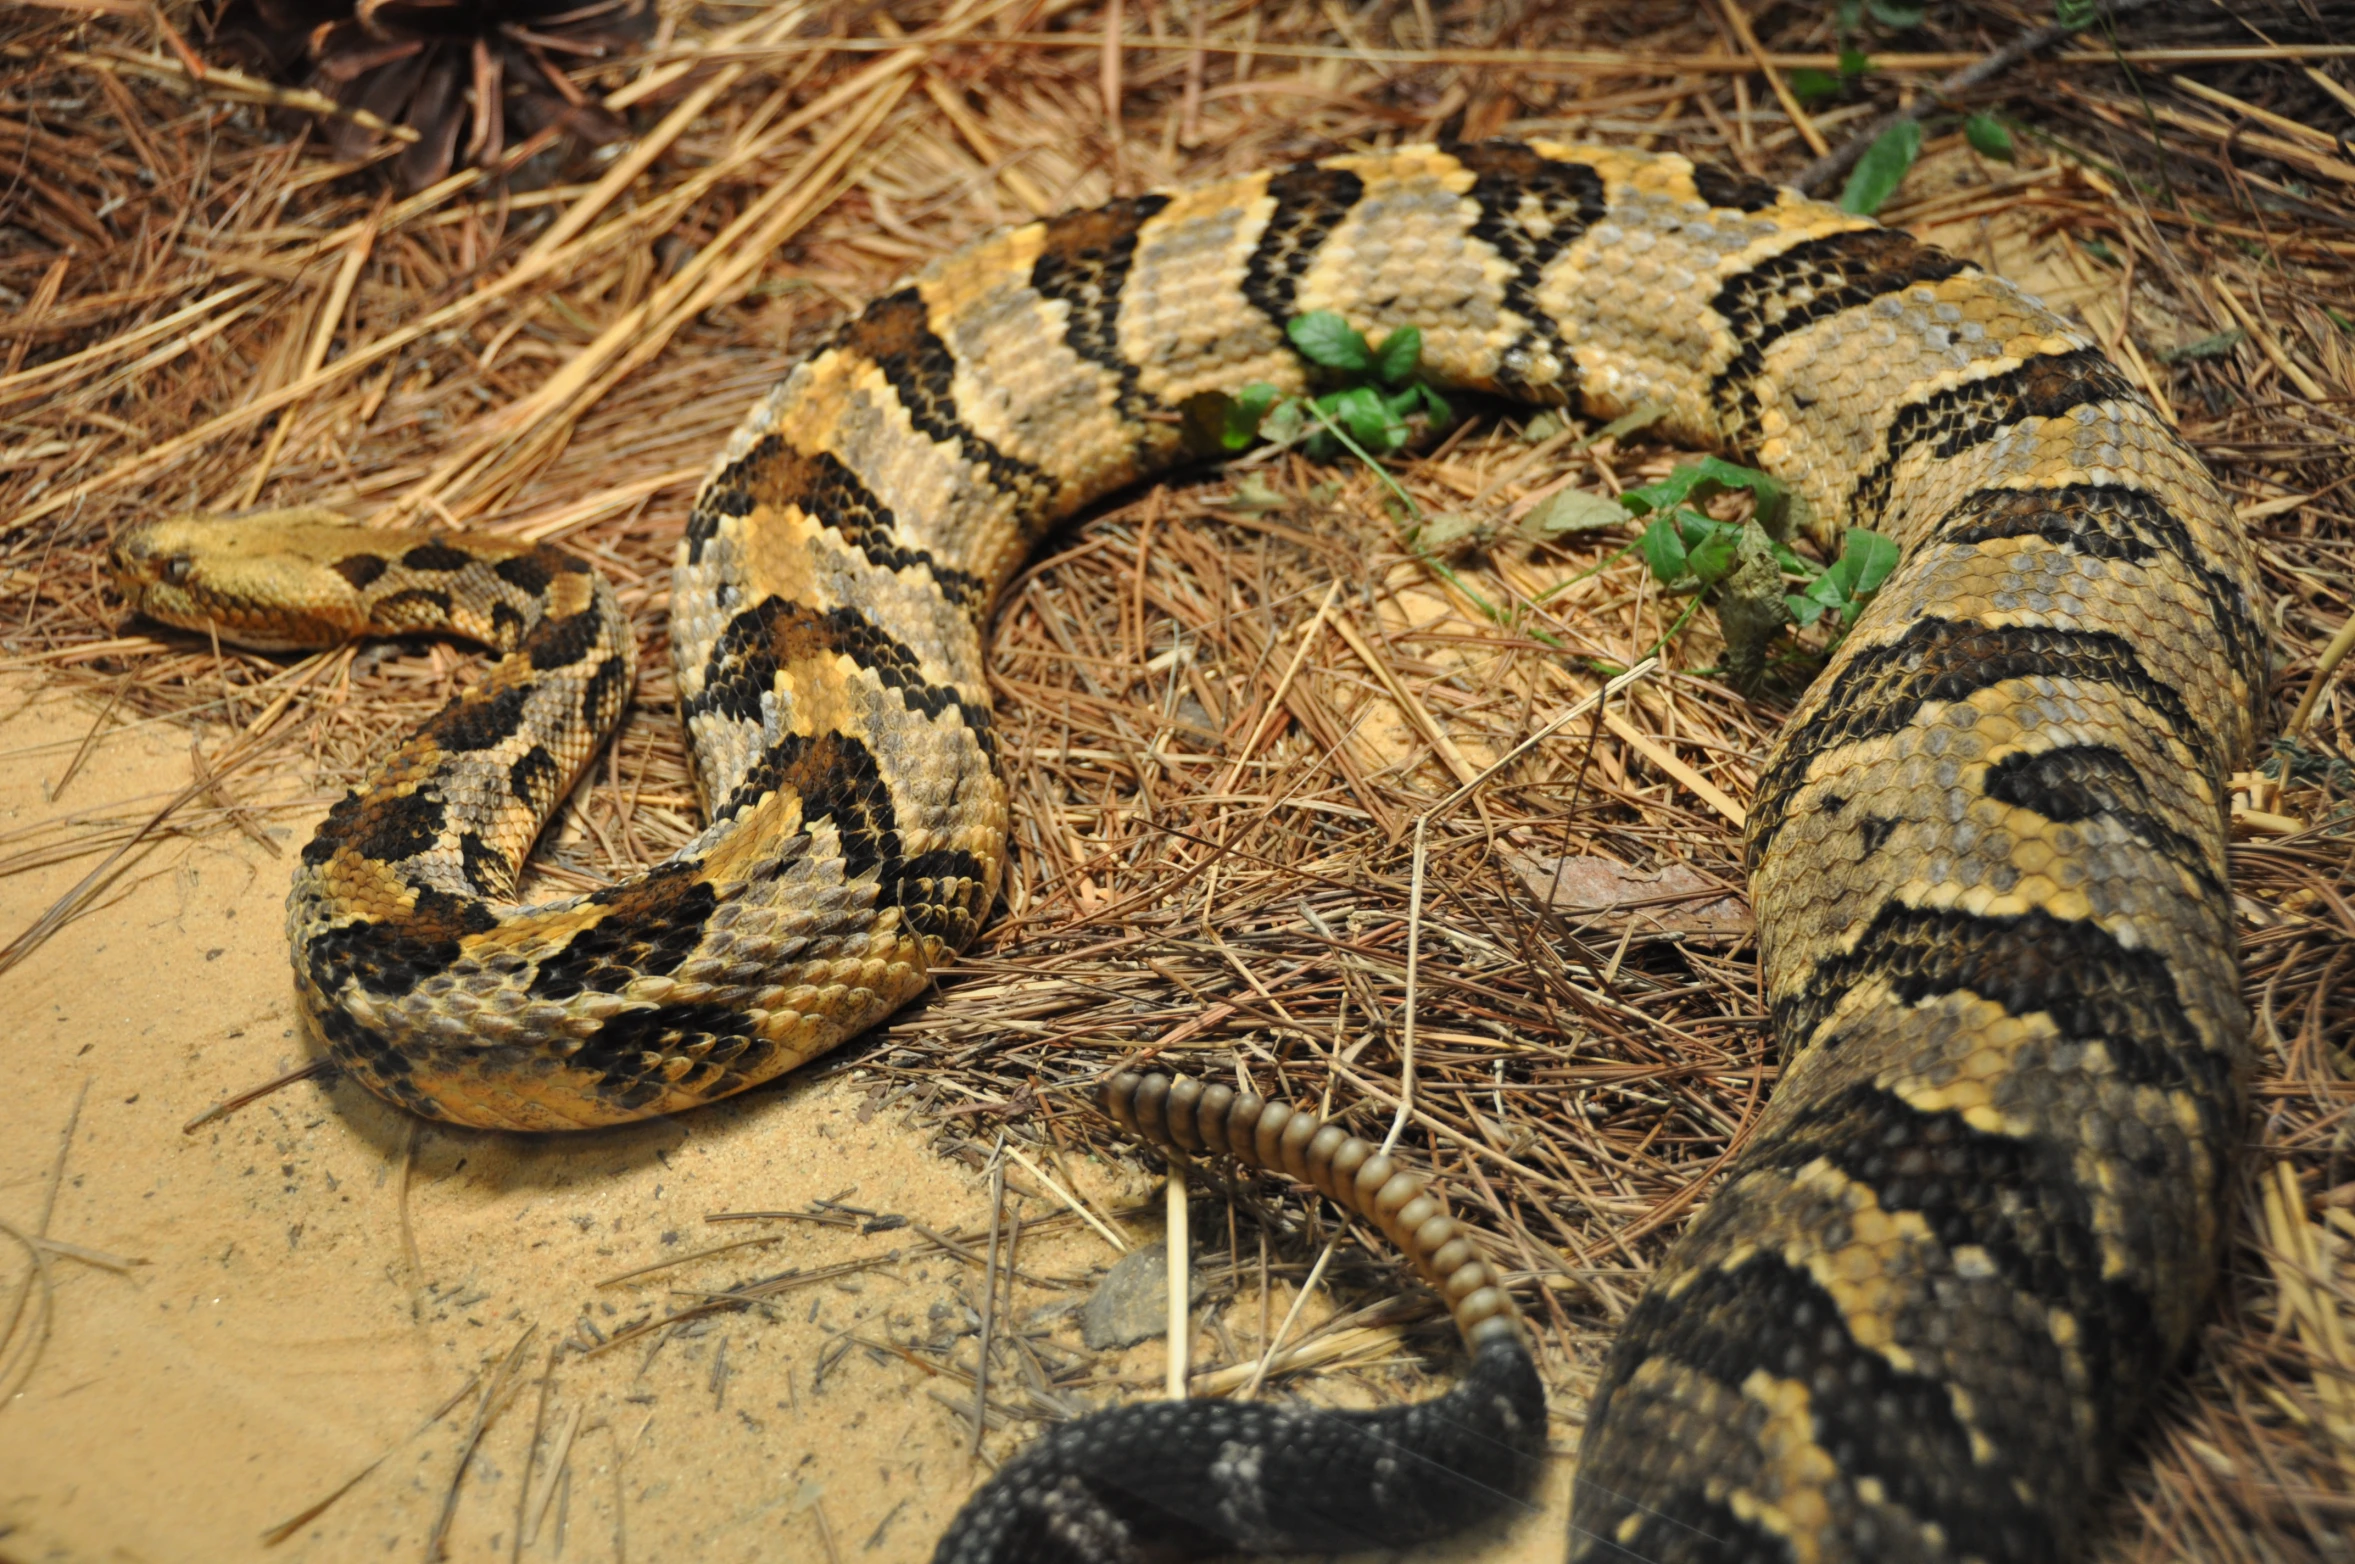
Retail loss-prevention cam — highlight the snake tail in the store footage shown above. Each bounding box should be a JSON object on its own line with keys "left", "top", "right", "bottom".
{"left": 930, "top": 1070, "right": 1548, "bottom": 1564}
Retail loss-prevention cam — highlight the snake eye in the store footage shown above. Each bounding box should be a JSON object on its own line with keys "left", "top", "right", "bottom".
{"left": 162, "top": 556, "right": 193, "bottom": 585}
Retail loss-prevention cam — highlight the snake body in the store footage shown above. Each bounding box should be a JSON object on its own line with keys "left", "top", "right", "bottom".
{"left": 111, "top": 141, "right": 2264, "bottom": 1562}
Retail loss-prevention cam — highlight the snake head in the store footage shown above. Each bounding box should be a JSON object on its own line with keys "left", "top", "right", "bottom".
{"left": 110, "top": 508, "right": 372, "bottom": 651}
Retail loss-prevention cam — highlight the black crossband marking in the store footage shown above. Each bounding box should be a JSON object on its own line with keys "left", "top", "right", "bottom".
{"left": 530, "top": 862, "right": 722, "bottom": 1000}
{"left": 690, "top": 437, "right": 988, "bottom": 612}
{"left": 1600, "top": 1251, "right": 2058, "bottom": 1562}
{"left": 1707, "top": 228, "right": 1970, "bottom": 441}
{"left": 311, "top": 786, "right": 442, "bottom": 866}
{"left": 401, "top": 541, "right": 474, "bottom": 572}
{"left": 419, "top": 682, "right": 530, "bottom": 753}
{"left": 1747, "top": 616, "right": 2219, "bottom": 865}
{"left": 1934, "top": 483, "right": 2269, "bottom": 707}
{"left": 332, "top": 553, "right": 387, "bottom": 589}
{"left": 1690, "top": 160, "right": 1781, "bottom": 213}
{"left": 303, "top": 884, "right": 495, "bottom": 1002}
{"left": 311, "top": 1000, "right": 417, "bottom": 1094}
{"left": 575, "top": 1001, "right": 777, "bottom": 1114}
{"left": 457, "top": 830, "right": 508, "bottom": 898}
{"left": 1241, "top": 164, "right": 1365, "bottom": 328}
{"left": 833, "top": 289, "right": 1053, "bottom": 513}
{"left": 582, "top": 655, "right": 629, "bottom": 732}
{"left": 507, "top": 745, "right": 559, "bottom": 812}
{"left": 525, "top": 605, "right": 604, "bottom": 670}
{"left": 717, "top": 732, "right": 990, "bottom": 946}
{"left": 1752, "top": 1080, "right": 2168, "bottom": 1460}
{"left": 492, "top": 551, "right": 555, "bottom": 595}
{"left": 1030, "top": 193, "right": 1174, "bottom": 429}
{"left": 1849, "top": 347, "right": 2140, "bottom": 527}
{"left": 1446, "top": 141, "right": 1605, "bottom": 401}
{"left": 1773, "top": 899, "right": 2238, "bottom": 1128}
{"left": 686, "top": 595, "right": 996, "bottom": 761}
{"left": 1982, "top": 741, "right": 2226, "bottom": 902}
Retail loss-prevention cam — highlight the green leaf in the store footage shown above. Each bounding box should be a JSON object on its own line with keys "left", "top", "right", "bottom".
{"left": 1639, "top": 514, "right": 1689, "bottom": 582}
{"left": 1827, "top": 527, "right": 1900, "bottom": 624}
{"left": 1618, "top": 456, "right": 1788, "bottom": 524}
{"left": 1835, "top": 0, "right": 1863, "bottom": 32}
{"left": 1964, "top": 112, "right": 2014, "bottom": 162}
{"left": 1416, "top": 382, "right": 1454, "bottom": 425}
{"left": 1866, "top": 0, "right": 1924, "bottom": 24}
{"left": 1180, "top": 385, "right": 1286, "bottom": 455}
{"left": 2081, "top": 237, "right": 2120, "bottom": 266}
{"left": 1768, "top": 537, "right": 1813, "bottom": 576}
{"left": 1786, "top": 592, "right": 1828, "bottom": 628}
{"left": 1789, "top": 67, "right": 1842, "bottom": 107}
{"left": 1523, "top": 488, "right": 1628, "bottom": 539}
{"left": 1229, "top": 385, "right": 1279, "bottom": 448}
{"left": 1685, "top": 521, "right": 1741, "bottom": 587}
{"left": 1287, "top": 311, "right": 1371, "bottom": 372}
{"left": 1839, "top": 47, "right": 1873, "bottom": 77}
{"left": 1418, "top": 511, "right": 1491, "bottom": 560}
{"left": 1323, "top": 385, "right": 1405, "bottom": 453}
{"left": 1230, "top": 383, "right": 1279, "bottom": 428}
{"left": 1840, "top": 528, "right": 1900, "bottom": 600}
{"left": 2154, "top": 328, "right": 2245, "bottom": 363}
{"left": 2055, "top": 0, "right": 2097, "bottom": 26}
{"left": 1839, "top": 119, "right": 1923, "bottom": 216}
{"left": 1799, "top": 528, "right": 1900, "bottom": 628}
{"left": 1372, "top": 325, "right": 1422, "bottom": 386}
{"left": 1804, "top": 567, "right": 1853, "bottom": 610}
{"left": 1260, "top": 397, "right": 1306, "bottom": 445}
{"left": 1584, "top": 401, "right": 1670, "bottom": 447}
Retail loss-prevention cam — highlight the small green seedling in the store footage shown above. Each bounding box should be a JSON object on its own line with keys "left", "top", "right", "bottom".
{"left": 1840, "top": 119, "right": 1923, "bottom": 216}
{"left": 1198, "top": 324, "right": 1896, "bottom": 678}
{"left": 1190, "top": 311, "right": 1453, "bottom": 462}
{"left": 1621, "top": 455, "right": 1898, "bottom": 687}
{"left": 1964, "top": 112, "right": 2015, "bottom": 162}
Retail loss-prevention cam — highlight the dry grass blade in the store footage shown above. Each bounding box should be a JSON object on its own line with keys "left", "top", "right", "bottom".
{"left": 0, "top": 727, "right": 294, "bottom": 980}
{"left": 258, "top": 1369, "right": 489, "bottom": 1547}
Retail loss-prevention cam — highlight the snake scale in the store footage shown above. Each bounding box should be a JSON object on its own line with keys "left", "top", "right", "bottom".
{"left": 110, "top": 141, "right": 2266, "bottom": 1563}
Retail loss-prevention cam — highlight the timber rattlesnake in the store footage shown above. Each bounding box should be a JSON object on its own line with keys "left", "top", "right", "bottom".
{"left": 111, "top": 141, "right": 2265, "bottom": 1563}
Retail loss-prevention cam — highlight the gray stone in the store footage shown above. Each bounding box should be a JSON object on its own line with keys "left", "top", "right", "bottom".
{"left": 1079, "top": 1243, "right": 1204, "bottom": 1350}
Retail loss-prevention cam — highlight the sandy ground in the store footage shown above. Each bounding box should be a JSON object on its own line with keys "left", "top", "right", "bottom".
{"left": 0, "top": 677, "right": 1573, "bottom": 1564}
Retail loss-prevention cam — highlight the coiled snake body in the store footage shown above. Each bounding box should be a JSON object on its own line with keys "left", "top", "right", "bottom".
{"left": 112, "top": 142, "right": 2265, "bottom": 1563}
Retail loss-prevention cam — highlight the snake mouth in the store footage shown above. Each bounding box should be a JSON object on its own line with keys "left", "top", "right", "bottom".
{"left": 106, "top": 527, "right": 197, "bottom": 624}
{"left": 104, "top": 513, "right": 366, "bottom": 650}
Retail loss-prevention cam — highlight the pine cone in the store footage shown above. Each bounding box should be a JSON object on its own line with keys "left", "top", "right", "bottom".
{"left": 209, "top": 0, "right": 654, "bottom": 191}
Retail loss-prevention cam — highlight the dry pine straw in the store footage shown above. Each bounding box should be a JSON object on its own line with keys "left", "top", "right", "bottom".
{"left": 3, "top": 0, "right": 2354, "bottom": 1556}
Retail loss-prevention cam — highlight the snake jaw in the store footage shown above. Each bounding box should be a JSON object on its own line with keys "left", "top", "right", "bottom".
{"left": 109, "top": 510, "right": 383, "bottom": 651}
{"left": 108, "top": 519, "right": 233, "bottom": 642}
{"left": 105, "top": 517, "right": 183, "bottom": 610}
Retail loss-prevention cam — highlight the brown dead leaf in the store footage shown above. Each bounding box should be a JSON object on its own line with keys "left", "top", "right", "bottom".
{"left": 1504, "top": 850, "right": 1751, "bottom": 936}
